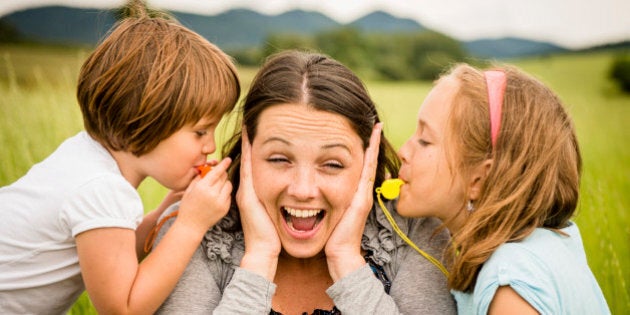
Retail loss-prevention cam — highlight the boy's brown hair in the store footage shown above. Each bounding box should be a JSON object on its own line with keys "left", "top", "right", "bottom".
{"left": 77, "top": 3, "right": 240, "bottom": 156}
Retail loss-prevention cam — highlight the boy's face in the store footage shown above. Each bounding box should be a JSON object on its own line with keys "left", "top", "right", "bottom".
{"left": 140, "top": 117, "right": 219, "bottom": 191}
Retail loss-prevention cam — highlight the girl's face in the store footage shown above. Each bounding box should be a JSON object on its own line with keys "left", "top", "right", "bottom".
{"left": 139, "top": 117, "right": 218, "bottom": 190}
{"left": 397, "top": 75, "right": 467, "bottom": 226}
{"left": 251, "top": 103, "right": 364, "bottom": 259}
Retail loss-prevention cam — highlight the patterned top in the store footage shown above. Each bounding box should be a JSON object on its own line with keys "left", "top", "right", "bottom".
{"left": 154, "top": 199, "right": 456, "bottom": 314}
{"left": 269, "top": 252, "right": 390, "bottom": 315}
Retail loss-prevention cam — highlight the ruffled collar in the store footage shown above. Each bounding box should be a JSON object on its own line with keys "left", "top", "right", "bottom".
{"left": 203, "top": 215, "right": 244, "bottom": 267}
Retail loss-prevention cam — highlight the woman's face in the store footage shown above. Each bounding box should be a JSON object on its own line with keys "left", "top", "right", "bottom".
{"left": 250, "top": 103, "right": 365, "bottom": 259}
{"left": 396, "top": 75, "right": 466, "bottom": 224}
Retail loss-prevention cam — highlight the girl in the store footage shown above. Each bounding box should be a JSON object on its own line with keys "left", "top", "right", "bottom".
{"left": 396, "top": 63, "right": 610, "bottom": 314}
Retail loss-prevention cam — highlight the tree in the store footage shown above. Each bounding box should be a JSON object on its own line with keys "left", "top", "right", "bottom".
{"left": 0, "top": 19, "right": 22, "bottom": 43}
{"left": 262, "top": 33, "right": 316, "bottom": 58}
{"left": 406, "top": 31, "right": 467, "bottom": 80}
{"left": 610, "top": 53, "right": 630, "bottom": 93}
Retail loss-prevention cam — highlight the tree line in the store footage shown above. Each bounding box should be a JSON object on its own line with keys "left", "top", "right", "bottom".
{"left": 228, "top": 27, "right": 472, "bottom": 81}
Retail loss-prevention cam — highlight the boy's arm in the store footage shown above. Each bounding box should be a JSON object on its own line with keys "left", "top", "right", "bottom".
{"left": 76, "top": 158, "right": 232, "bottom": 315}
{"left": 134, "top": 190, "right": 183, "bottom": 260}
{"left": 76, "top": 219, "right": 208, "bottom": 314}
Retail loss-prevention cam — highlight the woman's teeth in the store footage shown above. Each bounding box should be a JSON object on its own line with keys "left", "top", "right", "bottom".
{"left": 285, "top": 207, "right": 322, "bottom": 218}
{"left": 283, "top": 207, "right": 324, "bottom": 232}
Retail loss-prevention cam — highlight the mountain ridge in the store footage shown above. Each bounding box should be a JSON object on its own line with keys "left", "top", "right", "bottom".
{"left": 1, "top": 6, "right": 571, "bottom": 58}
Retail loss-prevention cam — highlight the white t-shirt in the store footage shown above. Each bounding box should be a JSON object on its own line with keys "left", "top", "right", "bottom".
{"left": 0, "top": 131, "right": 144, "bottom": 314}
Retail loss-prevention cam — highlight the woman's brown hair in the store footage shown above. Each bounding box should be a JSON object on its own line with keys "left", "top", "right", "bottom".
{"left": 443, "top": 64, "right": 582, "bottom": 291}
{"left": 77, "top": 1, "right": 240, "bottom": 156}
{"left": 221, "top": 50, "right": 400, "bottom": 230}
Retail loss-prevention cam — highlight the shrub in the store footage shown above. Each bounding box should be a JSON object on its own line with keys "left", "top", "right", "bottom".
{"left": 609, "top": 54, "right": 630, "bottom": 92}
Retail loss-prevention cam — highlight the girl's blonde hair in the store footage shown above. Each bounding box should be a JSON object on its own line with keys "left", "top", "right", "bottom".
{"left": 444, "top": 64, "right": 581, "bottom": 291}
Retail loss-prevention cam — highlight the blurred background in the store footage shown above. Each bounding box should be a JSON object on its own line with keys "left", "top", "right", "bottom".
{"left": 1, "top": 0, "right": 628, "bottom": 313}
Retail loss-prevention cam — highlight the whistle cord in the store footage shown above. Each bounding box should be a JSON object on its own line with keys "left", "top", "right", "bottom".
{"left": 375, "top": 188, "right": 450, "bottom": 277}
{"left": 143, "top": 210, "right": 180, "bottom": 254}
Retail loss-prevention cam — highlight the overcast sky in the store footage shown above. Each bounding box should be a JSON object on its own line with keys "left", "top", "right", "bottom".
{"left": 1, "top": 0, "right": 628, "bottom": 49}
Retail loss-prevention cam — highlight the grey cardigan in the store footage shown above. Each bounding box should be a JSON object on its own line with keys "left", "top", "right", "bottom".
{"left": 154, "top": 200, "right": 456, "bottom": 314}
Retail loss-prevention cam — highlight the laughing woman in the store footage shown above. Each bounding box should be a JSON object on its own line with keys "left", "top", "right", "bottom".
{"left": 151, "top": 51, "right": 455, "bottom": 314}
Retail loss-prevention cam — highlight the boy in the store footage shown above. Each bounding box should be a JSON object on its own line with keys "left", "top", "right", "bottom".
{"left": 0, "top": 3, "right": 240, "bottom": 314}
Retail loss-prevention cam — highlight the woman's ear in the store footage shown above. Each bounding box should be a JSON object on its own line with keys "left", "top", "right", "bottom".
{"left": 468, "top": 159, "right": 493, "bottom": 201}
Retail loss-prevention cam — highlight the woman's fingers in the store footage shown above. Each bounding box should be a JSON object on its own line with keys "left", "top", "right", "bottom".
{"left": 325, "top": 123, "right": 383, "bottom": 281}
{"left": 360, "top": 122, "right": 382, "bottom": 194}
{"left": 350, "top": 122, "right": 382, "bottom": 215}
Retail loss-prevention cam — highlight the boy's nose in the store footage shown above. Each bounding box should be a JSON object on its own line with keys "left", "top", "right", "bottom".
{"left": 202, "top": 141, "right": 216, "bottom": 155}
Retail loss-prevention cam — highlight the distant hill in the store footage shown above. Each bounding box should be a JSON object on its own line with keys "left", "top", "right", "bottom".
{"left": 0, "top": 6, "right": 116, "bottom": 45}
{"left": 1, "top": 6, "right": 580, "bottom": 58}
{"left": 174, "top": 9, "right": 340, "bottom": 49}
{"left": 580, "top": 40, "right": 630, "bottom": 52}
{"left": 464, "top": 37, "right": 568, "bottom": 59}
{"left": 349, "top": 11, "right": 424, "bottom": 32}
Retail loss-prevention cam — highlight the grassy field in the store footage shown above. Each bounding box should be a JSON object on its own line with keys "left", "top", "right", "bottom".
{"left": 1, "top": 44, "right": 628, "bottom": 313}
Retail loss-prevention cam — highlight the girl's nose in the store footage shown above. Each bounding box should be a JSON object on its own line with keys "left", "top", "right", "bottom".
{"left": 398, "top": 139, "right": 411, "bottom": 163}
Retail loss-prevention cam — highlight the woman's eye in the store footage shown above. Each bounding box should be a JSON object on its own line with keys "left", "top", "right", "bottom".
{"left": 324, "top": 161, "right": 344, "bottom": 169}
{"left": 267, "top": 157, "right": 289, "bottom": 163}
{"left": 195, "top": 130, "right": 208, "bottom": 137}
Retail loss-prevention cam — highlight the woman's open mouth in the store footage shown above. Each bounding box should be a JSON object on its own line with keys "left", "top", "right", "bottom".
{"left": 282, "top": 207, "right": 325, "bottom": 233}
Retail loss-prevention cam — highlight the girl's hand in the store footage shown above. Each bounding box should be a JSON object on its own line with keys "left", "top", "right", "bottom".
{"left": 176, "top": 157, "right": 232, "bottom": 234}
{"left": 237, "top": 128, "right": 281, "bottom": 280}
{"left": 325, "top": 123, "right": 382, "bottom": 281}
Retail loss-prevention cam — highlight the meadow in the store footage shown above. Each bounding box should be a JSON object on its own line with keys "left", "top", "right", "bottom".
{"left": 1, "top": 43, "right": 628, "bottom": 313}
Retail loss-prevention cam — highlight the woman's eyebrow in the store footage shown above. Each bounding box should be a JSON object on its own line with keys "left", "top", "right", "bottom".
{"left": 262, "top": 136, "right": 290, "bottom": 145}
{"left": 263, "top": 137, "right": 352, "bottom": 153}
{"left": 322, "top": 143, "right": 352, "bottom": 154}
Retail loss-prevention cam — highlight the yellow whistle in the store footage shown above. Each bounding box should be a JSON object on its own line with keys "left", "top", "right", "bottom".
{"left": 378, "top": 178, "right": 405, "bottom": 200}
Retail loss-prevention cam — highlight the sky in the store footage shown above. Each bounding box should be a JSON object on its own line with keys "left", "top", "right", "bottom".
{"left": 1, "top": 0, "right": 629, "bottom": 49}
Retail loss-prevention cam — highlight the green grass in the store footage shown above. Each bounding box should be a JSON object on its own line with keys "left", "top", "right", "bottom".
{"left": 1, "top": 44, "right": 628, "bottom": 313}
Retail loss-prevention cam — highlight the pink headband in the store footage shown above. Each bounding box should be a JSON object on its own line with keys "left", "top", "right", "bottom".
{"left": 484, "top": 70, "right": 506, "bottom": 149}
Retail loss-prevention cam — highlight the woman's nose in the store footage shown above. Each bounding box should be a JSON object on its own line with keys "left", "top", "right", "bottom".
{"left": 287, "top": 167, "right": 318, "bottom": 200}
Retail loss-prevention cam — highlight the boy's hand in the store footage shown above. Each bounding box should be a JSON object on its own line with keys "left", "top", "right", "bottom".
{"left": 177, "top": 157, "right": 232, "bottom": 234}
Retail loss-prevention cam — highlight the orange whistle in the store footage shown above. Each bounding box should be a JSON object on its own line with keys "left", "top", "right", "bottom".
{"left": 196, "top": 164, "right": 212, "bottom": 177}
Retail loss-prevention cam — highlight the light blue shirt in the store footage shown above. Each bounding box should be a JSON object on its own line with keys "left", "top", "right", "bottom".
{"left": 452, "top": 222, "right": 610, "bottom": 314}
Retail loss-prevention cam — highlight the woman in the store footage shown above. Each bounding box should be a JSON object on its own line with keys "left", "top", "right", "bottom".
{"left": 396, "top": 63, "right": 609, "bottom": 314}
{"left": 153, "top": 51, "right": 455, "bottom": 314}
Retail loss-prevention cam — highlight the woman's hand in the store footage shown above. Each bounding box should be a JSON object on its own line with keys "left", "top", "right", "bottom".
{"left": 325, "top": 123, "right": 382, "bottom": 281}
{"left": 237, "top": 129, "right": 281, "bottom": 280}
